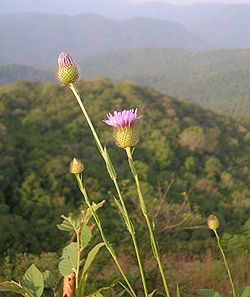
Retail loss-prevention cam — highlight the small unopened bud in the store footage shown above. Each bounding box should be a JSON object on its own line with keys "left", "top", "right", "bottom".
{"left": 114, "top": 127, "right": 139, "bottom": 148}
{"left": 57, "top": 52, "right": 79, "bottom": 85}
{"left": 69, "top": 158, "right": 84, "bottom": 174}
{"left": 207, "top": 215, "right": 219, "bottom": 230}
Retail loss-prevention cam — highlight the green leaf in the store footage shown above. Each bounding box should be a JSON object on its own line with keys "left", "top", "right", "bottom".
{"left": 57, "top": 215, "right": 78, "bottom": 232}
{"left": 113, "top": 197, "right": 130, "bottom": 232}
{"left": 0, "top": 281, "right": 28, "bottom": 296}
{"left": 127, "top": 155, "right": 137, "bottom": 176}
{"left": 80, "top": 225, "right": 92, "bottom": 249}
{"left": 148, "top": 289, "right": 157, "bottom": 297}
{"left": 237, "top": 287, "right": 250, "bottom": 297}
{"left": 86, "top": 279, "right": 120, "bottom": 297}
{"left": 22, "top": 264, "right": 44, "bottom": 297}
{"left": 176, "top": 284, "right": 181, "bottom": 297}
{"left": 82, "top": 242, "right": 105, "bottom": 275}
{"left": 58, "top": 242, "right": 78, "bottom": 276}
{"left": 228, "top": 287, "right": 250, "bottom": 297}
{"left": 115, "top": 289, "right": 126, "bottom": 297}
{"left": 77, "top": 243, "right": 105, "bottom": 297}
{"left": 83, "top": 201, "right": 105, "bottom": 227}
{"left": 197, "top": 289, "right": 221, "bottom": 297}
{"left": 103, "top": 147, "right": 117, "bottom": 180}
{"left": 118, "top": 282, "right": 134, "bottom": 297}
{"left": 92, "top": 293, "right": 104, "bottom": 297}
{"left": 42, "top": 270, "right": 54, "bottom": 288}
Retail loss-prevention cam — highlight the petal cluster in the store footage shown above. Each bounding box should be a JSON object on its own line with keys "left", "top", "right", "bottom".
{"left": 104, "top": 109, "right": 140, "bottom": 129}
{"left": 57, "top": 52, "right": 79, "bottom": 85}
{"left": 58, "top": 52, "right": 74, "bottom": 68}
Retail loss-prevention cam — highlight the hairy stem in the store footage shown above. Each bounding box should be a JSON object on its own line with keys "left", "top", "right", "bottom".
{"left": 113, "top": 178, "right": 149, "bottom": 297}
{"left": 214, "top": 229, "right": 236, "bottom": 297}
{"left": 69, "top": 84, "right": 104, "bottom": 155}
{"left": 126, "top": 146, "right": 171, "bottom": 297}
{"left": 75, "top": 229, "right": 81, "bottom": 289}
{"left": 69, "top": 83, "right": 148, "bottom": 297}
{"left": 75, "top": 174, "right": 137, "bottom": 297}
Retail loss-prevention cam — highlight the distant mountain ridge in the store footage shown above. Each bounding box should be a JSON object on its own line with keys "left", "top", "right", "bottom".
{"left": 0, "top": 64, "right": 53, "bottom": 85}
{"left": 0, "top": 13, "right": 207, "bottom": 68}
{"left": 78, "top": 47, "right": 250, "bottom": 116}
{"left": 2, "top": 47, "right": 250, "bottom": 117}
{"left": 2, "top": 1, "right": 250, "bottom": 48}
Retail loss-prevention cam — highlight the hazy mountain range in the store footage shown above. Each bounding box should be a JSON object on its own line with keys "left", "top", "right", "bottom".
{"left": 0, "top": 13, "right": 207, "bottom": 68}
{"left": 79, "top": 47, "right": 250, "bottom": 116}
{"left": 1, "top": 2, "right": 250, "bottom": 117}
{"left": 2, "top": 47, "right": 250, "bottom": 117}
{"left": 2, "top": 0, "right": 250, "bottom": 48}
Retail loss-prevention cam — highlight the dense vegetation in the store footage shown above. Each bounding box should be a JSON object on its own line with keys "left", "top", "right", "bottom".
{"left": 0, "top": 79, "right": 249, "bottom": 295}
{"left": 80, "top": 48, "right": 250, "bottom": 117}
{"left": 2, "top": 47, "right": 250, "bottom": 118}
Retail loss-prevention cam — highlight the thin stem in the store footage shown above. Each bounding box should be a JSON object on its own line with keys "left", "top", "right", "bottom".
{"left": 214, "top": 229, "right": 236, "bottom": 297}
{"left": 113, "top": 179, "right": 149, "bottom": 297}
{"left": 69, "top": 84, "right": 104, "bottom": 155}
{"left": 126, "top": 147, "right": 171, "bottom": 297}
{"left": 75, "top": 229, "right": 81, "bottom": 289}
{"left": 70, "top": 84, "right": 148, "bottom": 297}
{"left": 75, "top": 174, "right": 137, "bottom": 297}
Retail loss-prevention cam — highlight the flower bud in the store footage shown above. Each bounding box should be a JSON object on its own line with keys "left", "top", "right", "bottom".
{"left": 104, "top": 109, "right": 141, "bottom": 148}
{"left": 57, "top": 52, "right": 79, "bottom": 85}
{"left": 69, "top": 158, "right": 84, "bottom": 174}
{"left": 114, "top": 127, "right": 140, "bottom": 148}
{"left": 207, "top": 215, "right": 219, "bottom": 230}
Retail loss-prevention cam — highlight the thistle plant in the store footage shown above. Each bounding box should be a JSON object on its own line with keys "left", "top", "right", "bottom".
{"left": 68, "top": 158, "right": 137, "bottom": 297}
{"left": 104, "top": 109, "right": 171, "bottom": 297}
{"left": 197, "top": 215, "right": 249, "bottom": 297}
{"left": 207, "top": 215, "right": 236, "bottom": 297}
{"left": 1, "top": 50, "right": 250, "bottom": 297}
{"left": 57, "top": 52, "right": 148, "bottom": 296}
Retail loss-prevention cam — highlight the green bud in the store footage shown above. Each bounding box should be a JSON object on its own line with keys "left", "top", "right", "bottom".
{"left": 207, "top": 215, "right": 220, "bottom": 230}
{"left": 57, "top": 64, "right": 79, "bottom": 85}
{"left": 69, "top": 158, "right": 84, "bottom": 174}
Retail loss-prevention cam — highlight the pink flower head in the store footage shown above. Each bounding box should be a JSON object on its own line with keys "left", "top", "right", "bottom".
{"left": 104, "top": 108, "right": 140, "bottom": 129}
{"left": 58, "top": 52, "right": 75, "bottom": 68}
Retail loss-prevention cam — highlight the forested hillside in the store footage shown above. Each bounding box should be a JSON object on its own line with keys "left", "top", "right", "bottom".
{"left": 0, "top": 79, "right": 249, "bottom": 294}
{"left": 2, "top": 48, "right": 250, "bottom": 118}
{"left": 0, "top": 64, "right": 53, "bottom": 85}
{"left": 79, "top": 48, "right": 250, "bottom": 117}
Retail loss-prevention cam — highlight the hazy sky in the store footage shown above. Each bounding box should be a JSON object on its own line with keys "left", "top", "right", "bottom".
{"left": 128, "top": 0, "right": 250, "bottom": 3}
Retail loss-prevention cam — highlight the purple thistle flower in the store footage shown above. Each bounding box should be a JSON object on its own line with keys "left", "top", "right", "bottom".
{"left": 58, "top": 52, "right": 75, "bottom": 68}
{"left": 104, "top": 109, "right": 140, "bottom": 129}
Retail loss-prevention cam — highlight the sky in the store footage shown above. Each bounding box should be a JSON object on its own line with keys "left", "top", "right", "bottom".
{"left": 128, "top": 0, "right": 250, "bottom": 3}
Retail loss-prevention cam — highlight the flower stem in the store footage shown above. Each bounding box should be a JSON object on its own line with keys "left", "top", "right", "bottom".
{"left": 69, "top": 83, "right": 148, "bottom": 297}
{"left": 69, "top": 84, "right": 104, "bottom": 155}
{"left": 75, "top": 228, "right": 81, "bottom": 289}
{"left": 213, "top": 229, "right": 236, "bottom": 297}
{"left": 125, "top": 147, "right": 171, "bottom": 297}
{"left": 75, "top": 174, "right": 137, "bottom": 297}
{"left": 113, "top": 178, "right": 149, "bottom": 297}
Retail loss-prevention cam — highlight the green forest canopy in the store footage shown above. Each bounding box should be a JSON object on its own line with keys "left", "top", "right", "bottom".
{"left": 0, "top": 78, "right": 249, "bottom": 258}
